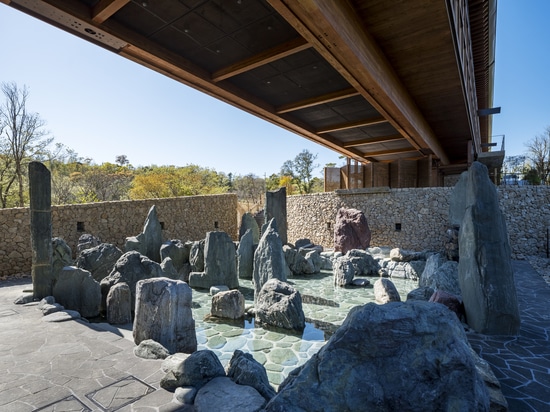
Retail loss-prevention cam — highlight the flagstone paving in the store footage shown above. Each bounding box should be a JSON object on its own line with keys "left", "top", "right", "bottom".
{"left": 0, "top": 260, "right": 548, "bottom": 411}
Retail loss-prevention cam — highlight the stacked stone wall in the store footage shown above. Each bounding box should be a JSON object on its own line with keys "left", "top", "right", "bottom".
{"left": 0, "top": 194, "right": 238, "bottom": 277}
{"left": 287, "top": 186, "right": 550, "bottom": 260}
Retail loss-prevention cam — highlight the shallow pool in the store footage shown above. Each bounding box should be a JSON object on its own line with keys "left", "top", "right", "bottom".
{"left": 192, "top": 271, "right": 418, "bottom": 387}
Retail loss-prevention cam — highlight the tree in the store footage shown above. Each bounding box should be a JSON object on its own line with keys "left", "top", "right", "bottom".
{"left": 233, "top": 173, "right": 264, "bottom": 210}
{"left": 0, "top": 82, "right": 53, "bottom": 206}
{"left": 115, "top": 154, "right": 129, "bottom": 166}
{"left": 525, "top": 127, "right": 550, "bottom": 185}
{"left": 280, "top": 149, "right": 319, "bottom": 194}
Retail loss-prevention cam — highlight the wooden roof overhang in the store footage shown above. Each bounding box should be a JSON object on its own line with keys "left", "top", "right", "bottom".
{"left": 1, "top": 0, "right": 496, "bottom": 167}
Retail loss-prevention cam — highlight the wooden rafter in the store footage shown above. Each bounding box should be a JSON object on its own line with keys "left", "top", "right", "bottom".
{"left": 365, "top": 147, "right": 420, "bottom": 157}
{"left": 317, "top": 116, "right": 387, "bottom": 134}
{"left": 267, "top": 0, "right": 450, "bottom": 165}
{"left": 276, "top": 87, "right": 359, "bottom": 114}
{"left": 92, "top": 0, "right": 129, "bottom": 24}
{"left": 211, "top": 37, "right": 311, "bottom": 82}
{"left": 343, "top": 134, "right": 404, "bottom": 148}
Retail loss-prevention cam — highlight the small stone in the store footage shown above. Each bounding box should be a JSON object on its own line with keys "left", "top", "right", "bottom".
{"left": 134, "top": 339, "right": 170, "bottom": 360}
{"left": 175, "top": 386, "right": 197, "bottom": 405}
{"left": 351, "top": 278, "right": 370, "bottom": 287}
{"left": 210, "top": 285, "right": 230, "bottom": 296}
{"left": 41, "top": 310, "right": 81, "bottom": 322}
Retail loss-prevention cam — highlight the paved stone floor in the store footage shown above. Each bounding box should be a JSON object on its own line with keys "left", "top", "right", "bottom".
{"left": 0, "top": 260, "right": 549, "bottom": 411}
{"left": 467, "top": 260, "right": 550, "bottom": 411}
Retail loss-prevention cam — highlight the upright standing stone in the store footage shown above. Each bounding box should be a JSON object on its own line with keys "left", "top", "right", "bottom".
{"left": 29, "top": 162, "right": 53, "bottom": 299}
{"left": 455, "top": 162, "right": 520, "bottom": 335}
{"left": 53, "top": 266, "right": 101, "bottom": 318}
{"left": 125, "top": 205, "right": 163, "bottom": 263}
{"left": 239, "top": 212, "right": 260, "bottom": 244}
{"left": 189, "top": 231, "right": 239, "bottom": 289}
{"left": 237, "top": 228, "right": 254, "bottom": 279}
{"left": 106, "top": 282, "right": 132, "bottom": 324}
{"left": 253, "top": 218, "right": 289, "bottom": 303}
{"left": 265, "top": 187, "right": 287, "bottom": 245}
{"left": 133, "top": 277, "right": 197, "bottom": 354}
{"left": 333, "top": 208, "right": 371, "bottom": 254}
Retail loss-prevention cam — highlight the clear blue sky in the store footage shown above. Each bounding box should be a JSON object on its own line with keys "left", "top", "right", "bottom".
{"left": 0, "top": 1, "right": 548, "bottom": 176}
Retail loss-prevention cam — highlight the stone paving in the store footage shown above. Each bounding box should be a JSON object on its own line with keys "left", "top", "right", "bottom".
{"left": 0, "top": 261, "right": 548, "bottom": 411}
{"left": 467, "top": 260, "right": 550, "bottom": 411}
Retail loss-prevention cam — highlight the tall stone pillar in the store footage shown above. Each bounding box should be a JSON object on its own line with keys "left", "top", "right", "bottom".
{"left": 29, "top": 162, "right": 53, "bottom": 299}
{"left": 265, "top": 187, "right": 287, "bottom": 245}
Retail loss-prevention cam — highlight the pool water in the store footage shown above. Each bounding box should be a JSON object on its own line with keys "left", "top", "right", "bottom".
{"left": 191, "top": 271, "right": 419, "bottom": 387}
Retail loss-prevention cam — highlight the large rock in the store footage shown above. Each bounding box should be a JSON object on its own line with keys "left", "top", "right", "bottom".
{"left": 194, "top": 377, "right": 266, "bottom": 412}
{"left": 160, "top": 349, "right": 224, "bottom": 391}
{"left": 373, "top": 278, "right": 401, "bottom": 304}
{"left": 76, "top": 243, "right": 123, "bottom": 282}
{"left": 333, "top": 208, "right": 371, "bottom": 254}
{"left": 255, "top": 279, "right": 305, "bottom": 331}
{"left": 455, "top": 162, "right": 520, "bottom": 334}
{"left": 160, "top": 239, "right": 191, "bottom": 275}
{"left": 239, "top": 212, "right": 260, "bottom": 245}
{"left": 52, "top": 237, "right": 73, "bottom": 277}
{"left": 133, "top": 277, "right": 197, "bottom": 354}
{"left": 52, "top": 266, "right": 101, "bottom": 318}
{"left": 211, "top": 290, "right": 245, "bottom": 319}
{"left": 237, "top": 228, "right": 254, "bottom": 279}
{"left": 106, "top": 282, "right": 132, "bottom": 324}
{"left": 252, "top": 218, "right": 289, "bottom": 303}
{"left": 100, "top": 251, "right": 164, "bottom": 311}
{"left": 332, "top": 256, "right": 355, "bottom": 287}
{"left": 420, "top": 253, "right": 461, "bottom": 296}
{"left": 125, "top": 205, "right": 163, "bottom": 263}
{"left": 264, "top": 301, "right": 490, "bottom": 411}
{"left": 265, "top": 187, "right": 287, "bottom": 245}
{"left": 77, "top": 233, "right": 101, "bottom": 253}
{"left": 189, "top": 231, "right": 238, "bottom": 289}
{"left": 333, "top": 249, "right": 379, "bottom": 286}
{"left": 226, "top": 350, "right": 276, "bottom": 401}
{"left": 284, "top": 246, "right": 315, "bottom": 276}
{"left": 189, "top": 239, "right": 205, "bottom": 272}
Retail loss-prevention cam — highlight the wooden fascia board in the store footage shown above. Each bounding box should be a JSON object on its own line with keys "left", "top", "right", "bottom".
{"left": 92, "top": 0, "right": 129, "bottom": 24}
{"left": 268, "top": 0, "right": 450, "bottom": 165}
{"left": 212, "top": 37, "right": 311, "bottom": 82}
{"left": 317, "top": 116, "right": 387, "bottom": 134}
{"left": 276, "top": 87, "right": 359, "bottom": 114}
{"left": 343, "top": 134, "right": 405, "bottom": 148}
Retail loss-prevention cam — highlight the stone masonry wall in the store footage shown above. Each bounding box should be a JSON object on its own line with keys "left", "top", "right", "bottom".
{"left": 0, "top": 194, "right": 238, "bottom": 277}
{"left": 2, "top": 186, "right": 549, "bottom": 278}
{"left": 287, "top": 186, "right": 550, "bottom": 260}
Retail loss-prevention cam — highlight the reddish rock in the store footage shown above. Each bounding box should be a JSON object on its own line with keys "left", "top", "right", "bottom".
{"left": 333, "top": 208, "right": 371, "bottom": 254}
{"left": 429, "top": 289, "right": 466, "bottom": 321}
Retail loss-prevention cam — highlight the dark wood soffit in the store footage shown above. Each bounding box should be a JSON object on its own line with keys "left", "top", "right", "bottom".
{"left": 267, "top": 0, "right": 450, "bottom": 165}
{"left": 343, "top": 134, "right": 405, "bottom": 148}
{"left": 19, "top": 0, "right": 372, "bottom": 163}
{"left": 211, "top": 37, "right": 311, "bottom": 82}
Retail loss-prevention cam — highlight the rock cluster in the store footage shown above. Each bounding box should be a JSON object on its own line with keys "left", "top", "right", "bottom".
{"left": 161, "top": 349, "right": 275, "bottom": 411}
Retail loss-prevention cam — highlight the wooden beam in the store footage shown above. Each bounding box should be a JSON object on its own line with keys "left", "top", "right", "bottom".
{"left": 268, "top": 0, "right": 450, "bottom": 165}
{"left": 364, "top": 147, "right": 420, "bottom": 157}
{"left": 212, "top": 37, "right": 311, "bottom": 82}
{"left": 343, "top": 134, "right": 404, "bottom": 148}
{"left": 276, "top": 87, "right": 359, "bottom": 114}
{"left": 317, "top": 116, "right": 387, "bottom": 134}
{"left": 92, "top": 0, "right": 129, "bottom": 24}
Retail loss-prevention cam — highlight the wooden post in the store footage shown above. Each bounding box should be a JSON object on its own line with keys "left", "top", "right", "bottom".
{"left": 29, "top": 162, "right": 53, "bottom": 299}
